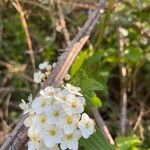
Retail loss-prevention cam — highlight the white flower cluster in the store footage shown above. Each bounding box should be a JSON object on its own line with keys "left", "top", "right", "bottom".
{"left": 33, "top": 62, "right": 70, "bottom": 84}
{"left": 20, "top": 84, "right": 95, "bottom": 150}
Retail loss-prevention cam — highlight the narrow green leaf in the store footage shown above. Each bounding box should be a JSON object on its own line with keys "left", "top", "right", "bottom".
{"left": 81, "top": 78, "right": 103, "bottom": 92}
{"left": 80, "top": 129, "right": 114, "bottom": 150}
{"left": 70, "top": 51, "right": 87, "bottom": 76}
{"left": 91, "top": 95, "right": 102, "bottom": 107}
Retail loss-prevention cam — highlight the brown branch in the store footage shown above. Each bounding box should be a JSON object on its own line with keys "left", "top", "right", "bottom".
{"left": 0, "top": 0, "right": 107, "bottom": 149}
{"left": 42, "top": 0, "right": 106, "bottom": 88}
{"left": 12, "top": 0, "right": 35, "bottom": 72}
{"left": 92, "top": 108, "right": 115, "bottom": 144}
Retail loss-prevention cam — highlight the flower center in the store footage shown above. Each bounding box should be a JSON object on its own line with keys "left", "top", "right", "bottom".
{"left": 66, "top": 134, "right": 73, "bottom": 140}
{"left": 39, "top": 116, "right": 47, "bottom": 124}
{"left": 66, "top": 116, "right": 73, "bottom": 124}
{"left": 53, "top": 111, "right": 60, "bottom": 117}
{"left": 71, "top": 101, "right": 77, "bottom": 108}
{"left": 85, "top": 123, "right": 89, "bottom": 128}
{"left": 41, "top": 100, "right": 47, "bottom": 107}
{"left": 48, "top": 129, "right": 56, "bottom": 136}
{"left": 62, "top": 96, "right": 67, "bottom": 101}
{"left": 48, "top": 92, "right": 54, "bottom": 96}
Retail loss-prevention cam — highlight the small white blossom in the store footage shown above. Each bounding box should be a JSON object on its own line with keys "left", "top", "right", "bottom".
{"left": 60, "top": 129, "right": 81, "bottom": 150}
{"left": 19, "top": 99, "right": 29, "bottom": 114}
{"left": 28, "top": 127, "right": 41, "bottom": 150}
{"left": 39, "top": 61, "right": 52, "bottom": 71}
{"left": 42, "top": 125, "right": 63, "bottom": 148}
{"left": 64, "top": 74, "right": 71, "bottom": 81}
{"left": 45, "top": 103, "right": 65, "bottom": 125}
{"left": 33, "top": 71, "right": 45, "bottom": 83}
{"left": 52, "top": 62, "right": 57, "bottom": 68}
{"left": 78, "top": 113, "right": 96, "bottom": 139}
{"left": 55, "top": 89, "right": 70, "bottom": 103}
{"left": 40, "top": 86, "right": 60, "bottom": 98}
{"left": 19, "top": 94, "right": 33, "bottom": 114}
{"left": 66, "top": 95, "right": 85, "bottom": 114}
{"left": 39, "top": 142, "right": 60, "bottom": 150}
{"left": 31, "top": 96, "right": 50, "bottom": 114}
{"left": 63, "top": 83, "right": 83, "bottom": 96}
{"left": 63, "top": 114, "right": 80, "bottom": 134}
{"left": 24, "top": 114, "right": 36, "bottom": 127}
{"left": 36, "top": 113, "right": 49, "bottom": 130}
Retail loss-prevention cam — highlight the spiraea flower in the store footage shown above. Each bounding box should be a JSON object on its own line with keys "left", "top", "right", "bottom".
{"left": 28, "top": 127, "right": 41, "bottom": 150}
{"left": 45, "top": 103, "right": 65, "bottom": 125}
{"left": 42, "top": 126, "right": 63, "bottom": 148}
{"left": 33, "top": 71, "right": 45, "bottom": 83}
{"left": 33, "top": 61, "right": 55, "bottom": 84}
{"left": 21, "top": 82, "right": 96, "bottom": 150}
{"left": 78, "top": 113, "right": 96, "bottom": 139}
{"left": 66, "top": 95, "right": 85, "bottom": 114}
{"left": 63, "top": 114, "right": 80, "bottom": 134}
{"left": 39, "top": 61, "right": 52, "bottom": 71}
{"left": 31, "top": 96, "right": 50, "bottom": 114}
{"left": 19, "top": 94, "right": 33, "bottom": 114}
{"left": 60, "top": 129, "right": 81, "bottom": 150}
{"left": 63, "top": 83, "right": 83, "bottom": 96}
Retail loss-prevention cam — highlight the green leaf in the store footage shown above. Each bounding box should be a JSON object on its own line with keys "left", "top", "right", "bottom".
{"left": 91, "top": 95, "right": 102, "bottom": 107}
{"left": 80, "top": 128, "right": 114, "bottom": 150}
{"left": 125, "top": 48, "right": 143, "bottom": 63}
{"left": 81, "top": 78, "right": 103, "bottom": 92}
{"left": 81, "top": 77, "right": 103, "bottom": 107}
{"left": 70, "top": 51, "right": 88, "bottom": 76}
{"left": 115, "top": 136, "right": 141, "bottom": 150}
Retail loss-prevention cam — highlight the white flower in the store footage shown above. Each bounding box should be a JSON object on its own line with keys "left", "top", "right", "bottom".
{"left": 28, "top": 127, "right": 41, "bottom": 150}
{"left": 52, "top": 62, "right": 57, "bottom": 68}
{"left": 78, "top": 113, "right": 96, "bottom": 139}
{"left": 42, "top": 125, "right": 63, "bottom": 148}
{"left": 63, "top": 83, "right": 83, "bottom": 96}
{"left": 45, "top": 103, "right": 65, "bottom": 125}
{"left": 31, "top": 96, "right": 50, "bottom": 114}
{"left": 24, "top": 114, "right": 37, "bottom": 127}
{"left": 60, "top": 129, "right": 81, "bottom": 150}
{"left": 66, "top": 95, "right": 85, "bottom": 114}
{"left": 39, "top": 61, "right": 52, "bottom": 71}
{"left": 39, "top": 142, "right": 60, "bottom": 150}
{"left": 55, "top": 89, "right": 70, "bottom": 103}
{"left": 64, "top": 74, "right": 71, "bottom": 81}
{"left": 19, "top": 99, "right": 29, "bottom": 114}
{"left": 33, "top": 71, "right": 45, "bottom": 83}
{"left": 40, "top": 86, "right": 60, "bottom": 98}
{"left": 36, "top": 113, "right": 49, "bottom": 130}
{"left": 28, "top": 140, "right": 39, "bottom": 150}
{"left": 19, "top": 94, "right": 33, "bottom": 114}
{"left": 63, "top": 114, "right": 80, "bottom": 134}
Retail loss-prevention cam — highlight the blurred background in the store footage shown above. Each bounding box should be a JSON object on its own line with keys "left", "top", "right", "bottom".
{"left": 0, "top": 0, "right": 150, "bottom": 149}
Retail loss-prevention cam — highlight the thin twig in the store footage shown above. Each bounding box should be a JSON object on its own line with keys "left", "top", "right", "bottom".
{"left": 22, "top": 0, "right": 97, "bottom": 10}
{"left": 1, "top": 1, "right": 107, "bottom": 149}
{"left": 12, "top": 0, "right": 35, "bottom": 72}
{"left": 57, "top": 0, "right": 70, "bottom": 45}
{"left": 133, "top": 103, "right": 144, "bottom": 131}
{"left": 92, "top": 108, "right": 115, "bottom": 144}
{"left": 4, "top": 93, "right": 12, "bottom": 119}
{"left": 118, "top": 27, "right": 128, "bottom": 136}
